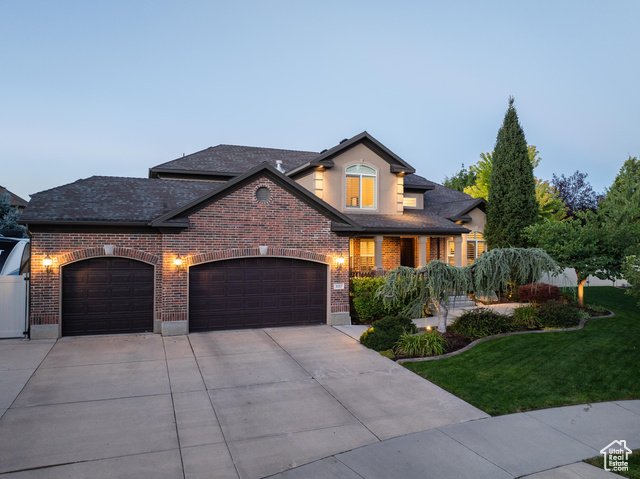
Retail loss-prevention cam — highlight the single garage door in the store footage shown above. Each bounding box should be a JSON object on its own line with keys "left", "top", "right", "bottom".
{"left": 189, "top": 257, "right": 327, "bottom": 331}
{"left": 61, "top": 257, "right": 154, "bottom": 336}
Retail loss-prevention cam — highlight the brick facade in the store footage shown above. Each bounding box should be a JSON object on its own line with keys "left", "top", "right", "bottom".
{"left": 29, "top": 176, "right": 349, "bottom": 337}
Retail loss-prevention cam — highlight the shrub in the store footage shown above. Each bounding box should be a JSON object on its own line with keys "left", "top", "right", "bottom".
{"left": 536, "top": 301, "right": 588, "bottom": 328}
{"left": 449, "top": 308, "right": 515, "bottom": 340}
{"left": 518, "top": 282, "right": 561, "bottom": 303}
{"left": 512, "top": 305, "right": 541, "bottom": 330}
{"left": 394, "top": 330, "right": 448, "bottom": 358}
{"left": 351, "top": 277, "right": 419, "bottom": 323}
{"left": 350, "top": 277, "right": 388, "bottom": 324}
{"left": 359, "top": 315, "right": 417, "bottom": 351}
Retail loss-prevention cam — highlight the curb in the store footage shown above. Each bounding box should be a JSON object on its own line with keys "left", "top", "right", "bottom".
{"left": 397, "top": 310, "right": 614, "bottom": 363}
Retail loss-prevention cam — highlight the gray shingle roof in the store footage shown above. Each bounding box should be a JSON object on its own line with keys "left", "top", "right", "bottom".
{"left": 150, "top": 145, "right": 320, "bottom": 176}
{"left": 347, "top": 210, "right": 469, "bottom": 234}
{"left": 21, "top": 176, "right": 223, "bottom": 224}
{"left": 422, "top": 182, "right": 485, "bottom": 220}
{"left": 403, "top": 173, "right": 434, "bottom": 189}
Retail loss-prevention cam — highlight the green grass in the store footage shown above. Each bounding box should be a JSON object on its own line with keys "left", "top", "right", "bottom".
{"left": 585, "top": 449, "right": 640, "bottom": 478}
{"left": 403, "top": 287, "right": 640, "bottom": 416}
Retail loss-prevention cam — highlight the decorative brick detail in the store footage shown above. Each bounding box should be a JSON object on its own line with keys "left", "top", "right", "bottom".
{"left": 57, "top": 247, "right": 160, "bottom": 266}
{"left": 331, "top": 304, "right": 350, "bottom": 313}
{"left": 162, "top": 311, "right": 188, "bottom": 322}
{"left": 31, "top": 314, "right": 58, "bottom": 325}
{"left": 188, "top": 247, "right": 330, "bottom": 267}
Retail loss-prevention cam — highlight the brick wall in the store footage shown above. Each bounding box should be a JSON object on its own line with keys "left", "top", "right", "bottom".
{"left": 29, "top": 176, "right": 349, "bottom": 333}
{"left": 382, "top": 237, "right": 401, "bottom": 271}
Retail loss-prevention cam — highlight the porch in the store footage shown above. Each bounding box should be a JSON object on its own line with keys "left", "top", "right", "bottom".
{"left": 348, "top": 233, "right": 485, "bottom": 278}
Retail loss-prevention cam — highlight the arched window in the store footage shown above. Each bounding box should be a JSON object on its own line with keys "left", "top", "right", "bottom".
{"left": 466, "top": 231, "right": 486, "bottom": 265}
{"left": 346, "top": 165, "right": 376, "bottom": 209}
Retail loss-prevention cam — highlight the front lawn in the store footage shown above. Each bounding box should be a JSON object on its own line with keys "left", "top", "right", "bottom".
{"left": 403, "top": 287, "right": 640, "bottom": 416}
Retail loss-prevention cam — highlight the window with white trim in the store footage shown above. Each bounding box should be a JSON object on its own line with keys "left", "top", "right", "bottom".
{"left": 360, "top": 239, "right": 375, "bottom": 271}
{"left": 466, "top": 231, "right": 486, "bottom": 266}
{"left": 346, "top": 165, "right": 376, "bottom": 209}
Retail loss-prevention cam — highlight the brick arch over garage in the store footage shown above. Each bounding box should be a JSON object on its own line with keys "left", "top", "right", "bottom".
{"left": 57, "top": 246, "right": 160, "bottom": 267}
{"left": 186, "top": 247, "right": 331, "bottom": 267}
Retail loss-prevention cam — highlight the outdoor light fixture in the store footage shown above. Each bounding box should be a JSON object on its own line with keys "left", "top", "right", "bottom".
{"left": 43, "top": 255, "right": 52, "bottom": 275}
{"left": 336, "top": 255, "right": 345, "bottom": 271}
{"left": 174, "top": 255, "right": 184, "bottom": 271}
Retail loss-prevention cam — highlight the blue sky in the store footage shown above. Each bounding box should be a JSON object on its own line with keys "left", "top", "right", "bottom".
{"left": 2, "top": 1, "right": 639, "bottom": 201}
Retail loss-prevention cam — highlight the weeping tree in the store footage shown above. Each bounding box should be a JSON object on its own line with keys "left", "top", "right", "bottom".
{"left": 378, "top": 248, "right": 560, "bottom": 332}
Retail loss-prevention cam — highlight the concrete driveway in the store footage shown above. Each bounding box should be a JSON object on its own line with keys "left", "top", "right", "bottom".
{"left": 0, "top": 326, "right": 487, "bottom": 478}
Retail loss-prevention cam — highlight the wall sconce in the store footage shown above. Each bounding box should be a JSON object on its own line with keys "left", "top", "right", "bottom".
{"left": 174, "top": 255, "right": 184, "bottom": 272}
{"left": 43, "top": 254, "right": 53, "bottom": 275}
{"left": 336, "top": 255, "right": 345, "bottom": 271}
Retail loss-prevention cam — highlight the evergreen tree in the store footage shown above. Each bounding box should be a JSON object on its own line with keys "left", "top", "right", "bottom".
{"left": 485, "top": 97, "right": 538, "bottom": 248}
{"left": 0, "top": 192, "right": 25, "bottom": 233}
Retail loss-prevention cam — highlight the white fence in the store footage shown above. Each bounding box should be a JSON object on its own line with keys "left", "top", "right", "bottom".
{"left": 540, "top": 268, "right": 630, "bottom": 288}
{"left": 0, "top": 275, "right": 28, "bottom": 338}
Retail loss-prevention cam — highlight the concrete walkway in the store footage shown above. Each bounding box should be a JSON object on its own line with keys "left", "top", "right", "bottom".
{"left": 0, "top": 326, "right": 486, "bottom": 478}
{"left": 268, "top": 401, "right": 640, "bottom": 478}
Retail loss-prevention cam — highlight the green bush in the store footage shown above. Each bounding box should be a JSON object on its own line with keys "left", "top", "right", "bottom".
{"left": 449, "top": 308, "right": 515, "bottom": 340}
{"left": 351, "top": 277, "right": 417, "bottom": 324}
{"left": 512, "top": 305, "right": 541, "bottom": 330}
{"left": 394, "top": 330, "right": 448, "bottom": 358}
{"left": 359, "top": 315, "right": 417, "bottom": 351}
{"left": 350, "top": 277, "right": 388, "bottom": 324}
{"left": 536, "top": 301, "right": 588, "bottom": 328}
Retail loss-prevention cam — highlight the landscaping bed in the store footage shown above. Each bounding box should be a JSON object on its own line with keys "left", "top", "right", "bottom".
{"left": 400, "top": 287, "right": 640, "bottom": 416}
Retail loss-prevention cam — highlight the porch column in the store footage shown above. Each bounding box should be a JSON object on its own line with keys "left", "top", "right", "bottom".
{"left": 373, "top": 235, "right": 384, "bottom": 273}
{"left": 454, "top": 236, "right": 463, "bottom": 267}
{"left": 418, "top": 236, "right": 428, "bottom": 269}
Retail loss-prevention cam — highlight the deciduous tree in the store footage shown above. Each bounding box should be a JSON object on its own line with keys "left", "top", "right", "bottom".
{"left": 443, "top": 164, "right": 476, "bottom": 192}
{"left": 552, "top": 171, "right": 602, "bottom": 217}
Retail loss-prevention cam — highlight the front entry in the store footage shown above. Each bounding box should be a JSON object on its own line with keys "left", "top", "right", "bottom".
{"left": 189, "top": 257, "right": 327, "bottom": 332}
{"left": 400, "top": 238, "right": 415, "bottom": 268}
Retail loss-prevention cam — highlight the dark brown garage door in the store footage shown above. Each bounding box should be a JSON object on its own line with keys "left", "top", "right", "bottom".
{"left": 189, "top": 257, "right": 327, "bottom": 332}
{"left": 61, "top": 257, "right": 154, "bottom": 336}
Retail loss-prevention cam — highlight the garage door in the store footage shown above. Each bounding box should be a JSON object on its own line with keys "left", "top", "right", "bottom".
{"left": 61, "top": 257, "right": 154, "bottom": 336}
{"left": 189, "top": 257, "right": 327, "bottom": 331}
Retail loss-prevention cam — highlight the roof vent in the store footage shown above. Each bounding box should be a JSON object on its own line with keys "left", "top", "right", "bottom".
{"left": 320, "top": 149, "right": 327, "bottom": 154}
{"left": 275, "top": 160, "right": 285, "bottom": 173}
{"left": 339, "top": 138, "right": 348, "bottom": 144}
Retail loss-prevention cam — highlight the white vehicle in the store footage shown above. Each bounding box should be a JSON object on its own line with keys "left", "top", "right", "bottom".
{"left": 0, "top": 236, "right": 30, "bottom": 276}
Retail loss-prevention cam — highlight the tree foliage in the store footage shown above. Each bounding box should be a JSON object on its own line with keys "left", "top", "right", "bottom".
{"left": 378, "top": 248, "right": 559, "bottom": 331}
{"left": 465, "top": 145, "right": 565, "bottom": 222}
{"left": 524, "top": 212, "right": 617, "bottom": 307}
{"left": 552, "top": 170, "right": 602, "bottom": 217}
{"left": 623, "top": 255, "right": 640, "bottom": 307}
{"left": 443, "top": 163, "right": 477, "bottom": 192}
{"left": 485, "top": 97, "right": 538, "bottom": 248}
{"left": 0, "top": 192, "right": 25, "bottom": 233}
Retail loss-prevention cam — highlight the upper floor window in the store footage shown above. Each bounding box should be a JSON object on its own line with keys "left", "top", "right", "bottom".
{"left": 346, "top": 165, "right": 376, "bottom": 209}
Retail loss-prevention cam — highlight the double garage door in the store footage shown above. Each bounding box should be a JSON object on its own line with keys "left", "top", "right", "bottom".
{"left": 61, "top": 257, "right": 327, "bottom": 336}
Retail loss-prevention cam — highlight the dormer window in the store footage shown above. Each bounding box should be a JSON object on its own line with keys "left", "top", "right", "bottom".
{"left": 346, "top": 165, "right": 376, "bottom": 209}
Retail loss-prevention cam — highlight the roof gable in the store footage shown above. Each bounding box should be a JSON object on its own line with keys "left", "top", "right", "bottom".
{"left": 288, "top": 131, "right": 415, "bottom": 177}
{"left": 151, "top": 162, "right": 361, "bottom": 231}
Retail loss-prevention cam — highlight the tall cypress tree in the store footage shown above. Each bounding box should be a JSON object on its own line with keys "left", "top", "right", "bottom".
{"left": 485, "top": 97, "right": 538, "bottom": 248}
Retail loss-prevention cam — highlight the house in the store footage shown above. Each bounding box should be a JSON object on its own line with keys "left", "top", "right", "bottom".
{"left": 0, "top": 186, "right": 29, "bottom": 212}
{"left": 20, "top": 132, "right": 486, "bottom": 339}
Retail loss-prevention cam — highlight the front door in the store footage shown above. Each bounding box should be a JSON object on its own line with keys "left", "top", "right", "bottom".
{"left": 400, "top": 238, "right": 415, "bottom": 268}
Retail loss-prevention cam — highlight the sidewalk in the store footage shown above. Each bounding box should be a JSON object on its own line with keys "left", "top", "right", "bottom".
{"left": 267, "top": 401, "right": 640, "bottom": 478}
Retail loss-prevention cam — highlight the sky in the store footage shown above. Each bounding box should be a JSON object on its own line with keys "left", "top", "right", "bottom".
{"left": 2, "top": 1, "right": 639, "bottom": 201}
